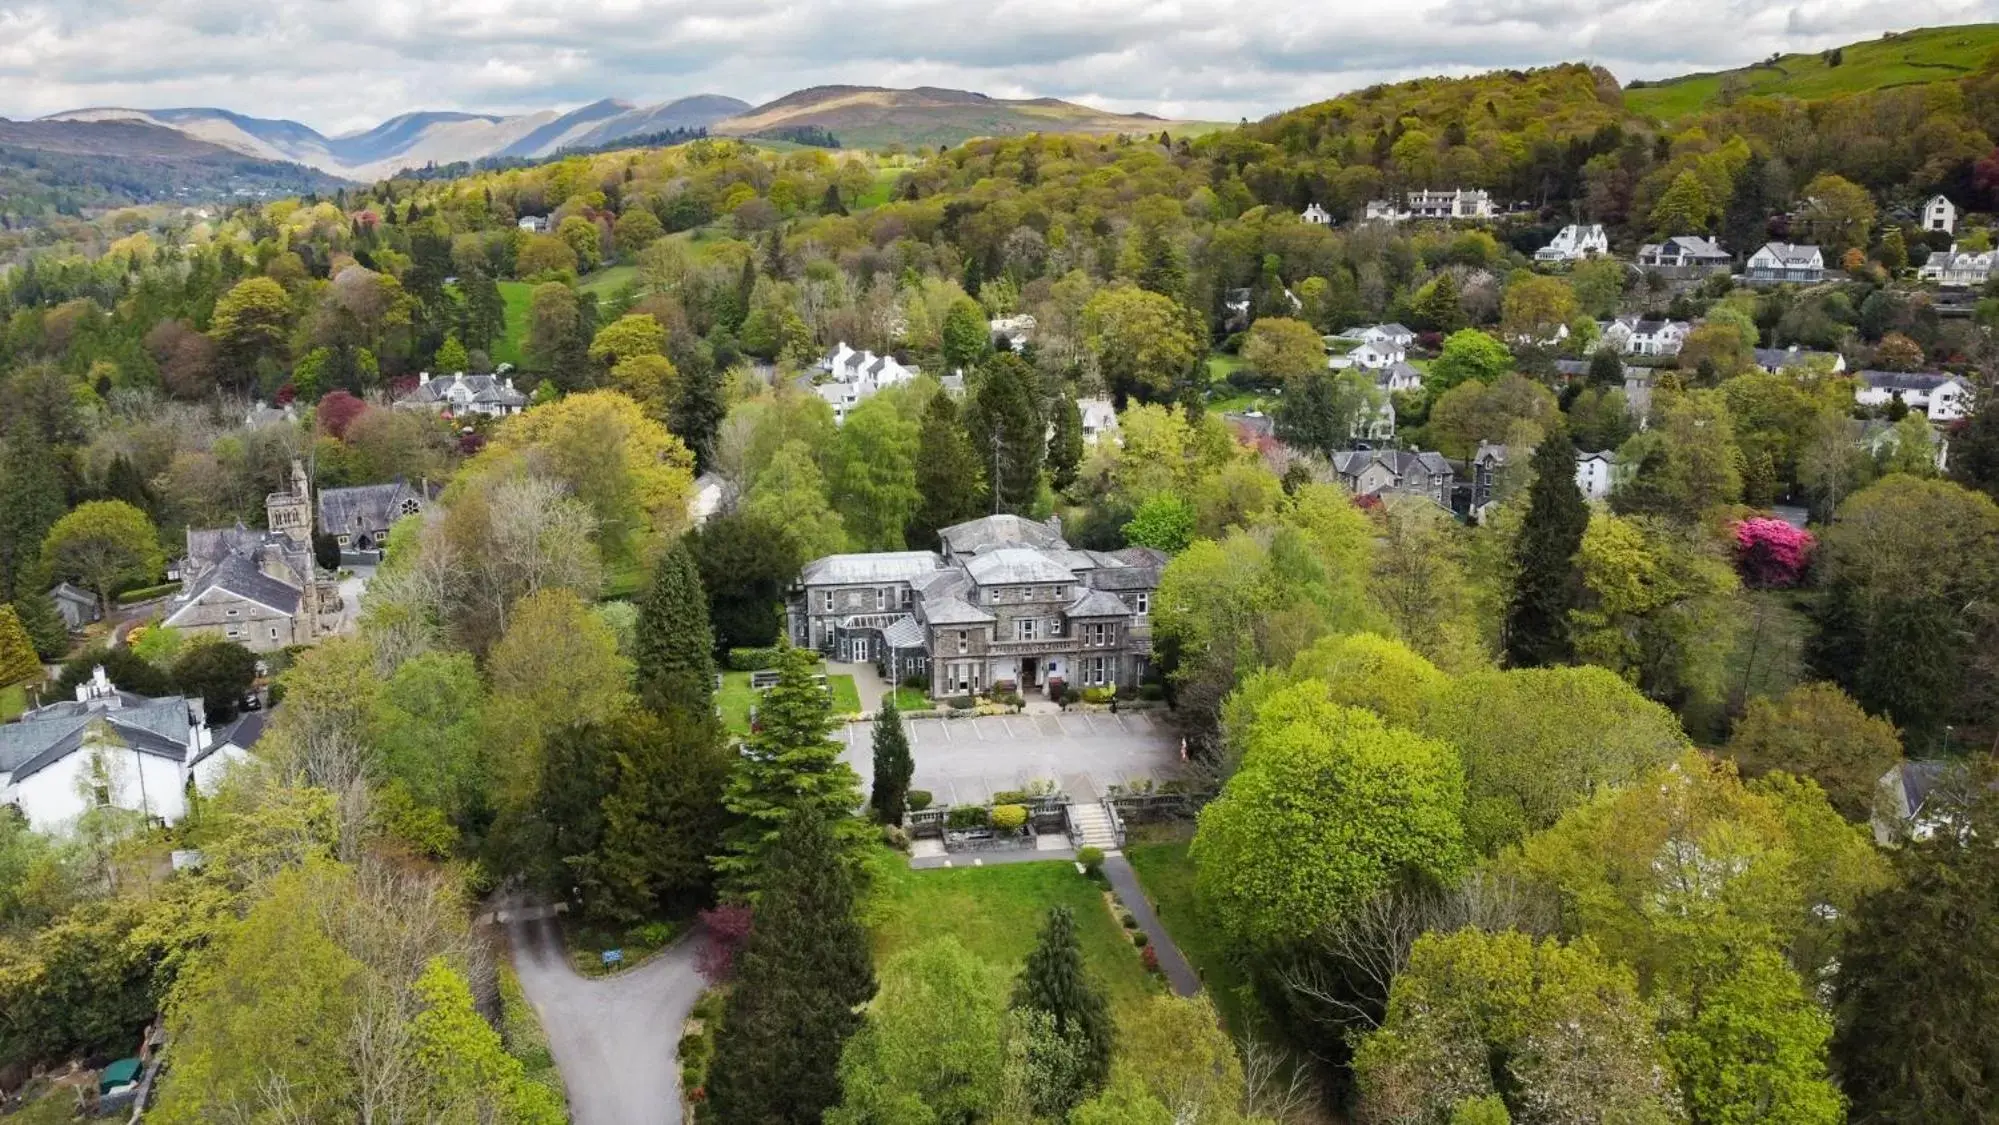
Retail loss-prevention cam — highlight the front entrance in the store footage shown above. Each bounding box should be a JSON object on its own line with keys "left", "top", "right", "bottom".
{"left": 1019, "top": 657, "right": 1039, "bottom": 692}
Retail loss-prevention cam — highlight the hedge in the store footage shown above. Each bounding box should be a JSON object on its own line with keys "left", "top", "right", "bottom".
{"left": 115, "top": 582, "right": 182, "bottom": 605}
{"left": 725, "top": 647, "right": 785, "bottom": 672}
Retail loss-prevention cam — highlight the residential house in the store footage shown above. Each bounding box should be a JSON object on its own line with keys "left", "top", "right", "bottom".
{"left": 1745, "top": 243, "right": 1827, "bottom": 283}
{"left": 47, "top": 582, "right": 100, "bottom": 632}
{"left": 1364, "top": 189, "right": 1495, "bottom": 223}
{"left": 1753, "top": 346, "right": 1845, "bottom": 374}
{"left": 1468, "top": 442, "right": 1618, "bottom": 516}
{"left": 1854, "top": 371, "right": 1973, "bottom": 422}
{"left": 989, "top": 314, "right": 1036, "bottom": 351}
{"left": 788, "top": 515, "right": 1161, "bottom": 700}
{"left": 1918, "top": 244, "right": 1998, "bottom": 287}
{"left": 1331, "top": 449, "right": 1454, "bottom": 507}
{"left": 397, "top": 372, "right": 528, "bottom": 418}
{"left": 1300, "top": 203, "right": 1333, "bottom": 225}
{"left": 1599, "top": 316, "right": 1691, "bottom": 357}
{"left": 1357, "top": 323, "right": 1417, "bottom": 350}
{"left": 813, "top": 342, "right": 920, "bottom": 424}
{"left": 243, "top": 401, "right": 298, "bottom": 429}
{"left": 0, "top": 666, "right": 247, "bottom": 834}
{"left": 163, "top": 460, "right": 341, "bottom": 653}
{"left": 1857, "top": 418, "right": 1949, "bottom": 474}
{"left": 1923, "top": 194, "right": 1957, "bottom": 235}
{"left": 1637, "top": 236, "right": 1732, "bottom": 277}
{"left": 1334, "top": 339, "right": 1406, "bottom": 370}
{"left": 689, "top": 472, "right": 734, "bottom": 527}
{"left": 1077, "top": 398, "right": 1120, "bottom": 445}
{"left": 317, "top": 479, "right": 434, "bottom": 553}
{"left": 1534, "top": 223, "right": 1609, "bottom": 262}
{"left": 517, "top": 215, "right": 549, "bottom": 233}
{"left": 1874, "top": 759, "right": 1975, "bottom": 845}
{"left": 1376, "top": 361, "right": 1424, "bottom": 394}
{"left": 1575, "top": 450, "right": 1620, "bottom": 500}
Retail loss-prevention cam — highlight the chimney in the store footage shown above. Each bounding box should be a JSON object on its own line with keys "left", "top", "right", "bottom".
{"left": 504, "top": 377, "right": 515, "bottom": 391}
{"left": 419, "top": 372, "right": 431, "bottom": 386}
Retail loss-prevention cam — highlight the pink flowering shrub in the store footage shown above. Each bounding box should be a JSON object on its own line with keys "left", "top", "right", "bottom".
{"left": 1735, "top": 518, "right": 1816, "bottom": 588}
{"left": 696, "top": 904, "right": 754, "bottom": 981}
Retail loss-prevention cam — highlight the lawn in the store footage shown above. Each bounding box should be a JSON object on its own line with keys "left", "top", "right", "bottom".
{"left": 0, "top": 683, "right": 26, "bottom": 722}
{"left": 579, "top": 264, "right": 641, "bottom": 298}
{"left": 493, "top": 280, "right": 535, "bottom": 369}
{"left": 718, "top": 667, "right": 864, "bottom": 734}
{"left": 889, "top": 685, "right": 929, "bottom": 711}
{"left": 1627, "top": 25, "right": 1999, "bottom": 122}
{"left": 1124, "top": 830, "right": 1258, "bottom": 1034}
{"left": 854, "top": 167, "right": 905, "bottom": 211}
{"left": 863, "top": 848, "right": 1157, "bottom": 1013}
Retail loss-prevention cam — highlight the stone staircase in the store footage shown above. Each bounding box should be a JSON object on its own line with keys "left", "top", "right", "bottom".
{"left": 1067, "top": 802, "right": 1121, "bottom": 853}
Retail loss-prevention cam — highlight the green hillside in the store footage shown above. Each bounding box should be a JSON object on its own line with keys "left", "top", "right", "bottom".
{"left": 1627, "top": 24, "right": 1999, "bottom": 121}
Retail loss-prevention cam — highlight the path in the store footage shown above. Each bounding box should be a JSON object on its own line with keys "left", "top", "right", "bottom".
{"left": 1102, "top": 855, "right": 1201, "bottom": 997}
{"left": 507, "top": 914, "right": 709, "bottom": 1125}
{"left": 826, "top": 660, "right": 889, "bottom": 713}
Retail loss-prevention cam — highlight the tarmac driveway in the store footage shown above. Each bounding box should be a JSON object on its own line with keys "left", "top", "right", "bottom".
{"left": 840, "top": 709, "right": 1183, "bottom": 806}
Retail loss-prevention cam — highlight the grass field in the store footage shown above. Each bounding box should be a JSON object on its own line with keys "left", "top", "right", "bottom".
{"left": 579, "top": 264, "right": 641, "bottom": 298}
{"left": 863, "top": 848, "right": 1157, "bottom": 1013}
{"left": 1205, "top": 352, "right": 1270, "bottom": 415}
{"left": 0, "top": 683, "right": 26, "bottom": 723}
{"left": 1627, "top": 24, "right": 1999, "bottom": 121}
{"left": 494, "top": 280, "right": 534, "bottom": 369}
{"left": 718, "top": 667, "right": 863, "bottom": 734}
{"left": 854, "top": 167, "right": 905, "bottom": 210}
{"left": 889, "top": 686, "right": 929, "bottom": 711}
{"left": 1124, "top": 831, "right": 1258, "bottom": 1034}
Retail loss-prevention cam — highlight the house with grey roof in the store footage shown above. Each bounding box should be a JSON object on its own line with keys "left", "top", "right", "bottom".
{"left": 1854, "top": 371, "right": 1973, "bottom": 422}
{"left": 1874, "top": 759, "right": 1980, "bottom": 845}
{"left": 1637, "top": 236, "right": 1732, "bottom": 278}
{"left": 815, "top": 342, "right": 920, "bottom": 424}
{"left": 1599, "top": 316, "right": 1691, "bottom": 357}
{"left": 396, "top": 372, "right": 528, "bottom": 418}
{"left": 164, "top": 461, "right": 341, "bottom": 652}
{"left": 1745, "top": 243, "right": 1827, "bottom": 284}
{"left": 1331, "top": 450, "right": 1454, "bottom": 507}
{"left": 1753, "top": 346, "right": 1845, "bottom": 375}
{"left": 1534, "top": 223, "right": 1609, "bottom": 263}
{"left": 788, "top": 515, "right": 1162, "bottom": 700}
{"left": 48, "top": 581, "right": 100, "bottom": 632}
{"left": 318, "top": 478, "right": 435, "bottom": 552}
{"left": 0, "top": 666, "right": 245, "bottom": 833}
{"left": 1917, "top": 243, "right": 1998, "bottom": 287}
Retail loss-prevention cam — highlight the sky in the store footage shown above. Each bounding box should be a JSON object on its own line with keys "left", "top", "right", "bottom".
{"left": 2, "top": 0, "right": 1996, "bottom": 134}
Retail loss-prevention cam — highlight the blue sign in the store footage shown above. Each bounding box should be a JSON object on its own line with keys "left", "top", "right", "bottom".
{"left": 601, "top": 949, "right": 624, "bottom": 966}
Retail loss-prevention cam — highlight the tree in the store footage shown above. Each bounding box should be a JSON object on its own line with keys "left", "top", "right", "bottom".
{"left": 433, "top": 333, "right": 469, "bottom": 372}
{"left": 964, "top": 352, "right": 1045, "bottom": 514}
{"left": 1070, "top": 994, "right": 1246, "bottom": 1125}
{"left": 1950, "top": 387, "right": 1999, "bottom": 501}
{"left": 588, "top": 313, "right": 668, "bottom": 368}
{"left": 1241, "top": 317, "right": 1325, "bottom": 383}
{"left": 1426, "top": 373, "right": 1560, "bottom": 460}
{"left": 525, "top": 282, "right": 585, "bottom": 378}
{"left": 1083, "top": 285, "right": 1203, "bottom": 406}
{"left": 558, "top": 215, "right": 604, "bottom": 272}
{"left": 942, "top": 296, "right": 990, "bottom": 371}
{"left": 171, "top": 641, "right": 258, "bottom": 724}
{"left": 1192, "top": 687, "right": 1467, "bottom": 948}
{"left": 634, "top": 538, "right": 716, "bottom": 722}
{"left": 1571, "top": 513, "right": 1741, "bottom": 711}
{"left": 1650, "top": 169, "right": 1716, "bottom": 235}
{"left": 830, "top": 396, "right": 922, "bottom": 550}
{"left": 1587, "top": 346, "right": 1625, "bottom": 388}
{"left": 744, "top": 440, "right": 847, "bottom": 560}
{"left": 1121, "top": 494, "right": 1198, "bottom": 553}
{"left": 1504, "top": 429, "right": 1588, "bottom": 669}
{"left": 209, "top": 276, "right": 292, "bottom": 387}
{"left": 12, "top": 595, "right": 68, "bottom": 662}
{"left": 691, "top": 511, "right": 803, "bottom": 651}
{"left": 1428, "top": 329, "right": 1514, "bottom": 393}
{"left": 909, "top": 390, "right": 987, "bottom": 548}
{"left": 613, "top": 207, "right": 665, "bottom": 255}
{"left": 1353, "top": 930, "right": 1678, "bottom": 1125}
{"left": 1833, "top": 783, "right": 1999, "bottom": 1123}
{"left": 708, "top": 808, "right": 877, "bottom": 1125}
{"left": 0, "top": 604, "right": 40, "bottom": 686}
{"left": 408, "top": 958, "right": 565, "bottom": 1123}
{"left": 1499, "top": 275, "right": 1581, "bottom": 347}
{"left": 1412, "top": 271, "right": 1466, "bottom": 333}
{"left": 717, "top": 646, "right": 868, "bottom": 886}
{"left": 828, "top": 937, "right": 1005, "bottom": 1125}
{"left": 1734, "top": 517, "right": 1815, "bottom": 588}
{"left": 1048, "top": 394, "right": 1086, "bottom": 493}
{"left": 1729, "top": 682, "right": 1902, "bottom": 821}
{"left": 0, "top": 435, "right": 67, "bottom": 602}
{"left": 1011, "top": 907, "right": 1116, "bottom": 1107}
{"left": 1276, "top": 368, "right": 1380, "bottom": 459}
{"left": 39, "top": 501, "right": 162, "bottom": 615}
{"left": 1798, "top": 172, "right": 1876, "bottom": 253}
{"left": 1667, "top": 949, "right": 1843, "bottom": 1125}
{"left": 868, "top": 698, "right": 914, "bottom": 825}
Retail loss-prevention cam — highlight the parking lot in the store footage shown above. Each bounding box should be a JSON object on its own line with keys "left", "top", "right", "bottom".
{"left": 839, "top": 709, "right": 1183, "bottom": 807}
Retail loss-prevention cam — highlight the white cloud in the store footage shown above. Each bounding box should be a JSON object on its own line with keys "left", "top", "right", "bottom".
{"left": 0, "top": 0, "right": 1992, "bottom": 133}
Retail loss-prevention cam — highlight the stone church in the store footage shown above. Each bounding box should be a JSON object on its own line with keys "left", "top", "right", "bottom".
{"left": 161, "top": 460, "right": 342, "bottom": 652}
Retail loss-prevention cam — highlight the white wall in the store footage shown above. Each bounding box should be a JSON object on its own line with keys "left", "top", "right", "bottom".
{"left": 9, "top": 746, "right": 188, "bottom": 834}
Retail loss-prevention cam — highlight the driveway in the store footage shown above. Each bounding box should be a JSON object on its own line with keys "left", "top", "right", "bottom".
{"left": 840, "top": 710, "right": 1182, "bottom": 806}
{"left": 507, "top": 914, "right": 709, "bottom": 1125}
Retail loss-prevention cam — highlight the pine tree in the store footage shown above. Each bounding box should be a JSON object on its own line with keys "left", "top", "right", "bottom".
{"left": 103, "top": 454, "right": 151, "bottom": 514}
{"left": 1047, "top": 394, "right": 1085, "bottom": 493}
{"left": 0, "top": 604, "right": 40, "bottom": 686}
{"left": 965, "top": 353, "right": 1045, "bottom": 515}
{"left": 634, "top": 539, "right": 716, "bottom": 722}
{"left": 0, "top": 435, "right": 66, "bottom": 603}
{"left": 868, "top": 699, "right": 914, "bottom": 824}
{"left": 11, "top": 596, "right": 68, "bottom": 661}
{"left": 670, "top": 358, "right": 727, "bottom": 473}
{"left": 1414, "top": 271, "right": 1465, "bottom": 333}
{"left": 716, "top": 646, "right": 869, "bottom": 887}
{"left": 820, "top": 182, "right": 848, "bottom": 217}
{"left": 908, "top": 390, "right": 987, "bottom": 548}
{"left": 586, "top": 708, "right": 733, "bottom": 922}
{"left": 1504, "top": 427, "right": 1589, "bottom": 668}
{"left": 1587, "top": 347, "right": 1625, "bottom": 389}
{"left": 1010, "top": 906, "right": 1115, "bottom": 1108}
{"left": 707, "top": 808, "right": 876, "bottom": 1125}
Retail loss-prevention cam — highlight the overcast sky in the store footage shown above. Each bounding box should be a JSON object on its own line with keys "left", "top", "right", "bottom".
{"left": 2, "top": 0, "right": 1996, "bottom": 134}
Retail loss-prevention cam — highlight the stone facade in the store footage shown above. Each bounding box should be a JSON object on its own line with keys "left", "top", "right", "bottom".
{"left": 163, "top": 460, "right": 341, "bottom": 652}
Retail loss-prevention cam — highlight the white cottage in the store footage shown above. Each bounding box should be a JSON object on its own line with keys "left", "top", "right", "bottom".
{"left": 1854, "top": 371, "right": 1973, "bottom": 422}
{"left": 1918, "top": 244, "right": 1997, "bottom": 287}
{"left": 1923, "top": 195, "right": 1957, "bottom": 235}
{"left": 1077, "top": 398, "right": 1120, "bottom": 445}
{"left": 1745, "top": 243, "right": 1827, "bottom": 283}
{"left": 1534, "top": 224, "right": 1610, "bottom": 262}
{"left": 1301, "top": 203, "right": 1332, "bottom": 226}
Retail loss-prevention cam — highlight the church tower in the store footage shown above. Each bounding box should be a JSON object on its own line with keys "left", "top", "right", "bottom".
{"left": 266, "top": 458, "right": 314, "bottom": 547}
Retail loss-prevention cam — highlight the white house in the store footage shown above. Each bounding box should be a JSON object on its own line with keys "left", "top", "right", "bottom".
{"left": 1358, "top": 323, "right": 1417, "bottom": 350}
{"left": 397, "top": 372, "right": 529, "bottom": 418}
{"left": 689, "top": 472, "right": 735, "bottom": 527}
{"left": 1575, "top": 450, "right": 1619, "bottom": 500}
{"left": 1375, "top": 361, "right": 1424, "bottom": 393}
{"left": 815, "top": 343, "right": 921, "bottom": 424}
{"left": 1301, "top": 203, "right": 1333, "bottom": 226}
{"left": 1854, "top": 371, "right": 1973, "bottom": 422}
{"left": 517, "top": 215, "right": 550, "bottom": 233}
{"left": 1745, "top": 243, "right": 1827, "bottom": 283}
{"left": 1077, "top": 398, "right": 1119, "bottom": 445}
{"left": 1637, "top": 236, "right": 1732, "bottom": 276}
{"left": 1333, "top": 339, "right": 1407, "bottom": 371}
{"left": 1363, "top": 189, "right": 1495, "bottom": 223}
{"left": 1918, "top": 244, "right": 1998, "bottom": 287}
{"left": 1534, "top": 224, "right": 1610, "bottom": 262}
{"left": 1753, "top": 346, "right": 1846, "bottom": 375}
{"left": 0, "top": 668, "right": 252, "bottom": 834}
{"left": 1923, "top": 195, "right": 1957, "bottom": 235}
{"left": 1600, "top": 316, "right": 1691, "bottom": 357}
{"left": 990, "top": 314, "right": 1036, "bottom": 351}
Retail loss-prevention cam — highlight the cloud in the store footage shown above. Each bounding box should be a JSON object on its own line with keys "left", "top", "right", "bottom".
{"left": 0, "top": 0, "right": 1991, "bottom": 132}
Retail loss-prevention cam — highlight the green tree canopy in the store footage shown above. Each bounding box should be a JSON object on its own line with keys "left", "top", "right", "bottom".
{"left": 39, "top": 500, "right": 163, "bottom": 614}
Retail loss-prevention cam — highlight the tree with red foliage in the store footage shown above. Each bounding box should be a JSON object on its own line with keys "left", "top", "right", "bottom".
{"left": 317, "top": 390, "right": 370, "bottom": 440}
{"left": 1735, "top": 517, "right": 1815, "bottom": 588}
{"left": 697, "top": 903, "right": 754, "bottom": 981}
{"left": 1975, "top": 148, "right": 1999, "bottom": 209}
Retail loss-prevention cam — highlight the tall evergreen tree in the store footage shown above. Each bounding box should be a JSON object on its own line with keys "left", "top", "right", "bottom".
{"left": 462, "top": 269, "right": 507, "bottom": 355}
{"left": 908, "top": 390, "right": 987, "bottom": 548}
{"left": 1010, "top": 906, "right": 1115, "bottom": 1107}
{"left": 1587, "top": 346, "right": 1626, "bottom": 389}
{"left": 670, "top": 358, "right": 727, "bottom": 473}
{"left": 716, "top": 646, "right": 869, "bottom": 887}
{"left": 1047, "top": 394, "right": 1086, "bottom": 493}
{"left": 0, "top": 604, "right": 40, "bottom": 686}
{"left": 587, "top": 708, "right": 734, "bottom": 922}
{"left": 0, "top": 436, "right": 67, "bottom": 603}
{"left": 102, "top": 455, "right": 151, "bottom": 514}
{"left": 1950, "top": 390, "right": 1999, "bottom": 503}
{"left": 965, "top": 353, "right": 1044, "bottom": 515}
{"left": 691, "top": 511, "right": 804, "bottom": 651}
{"left": 707, "top": 808, "right": 876, "bottom": 1125}
{"left": 868, "top": 699, "right": 914, "bottom": 824}
{"left": 1504, "top": 427, "right": 1589, "bottom": 668}
{"left": 11, "top": 596, "right": 68, "bottom": 662}
{"left": 634, "top": 539, "right": 716, "bottom": 722}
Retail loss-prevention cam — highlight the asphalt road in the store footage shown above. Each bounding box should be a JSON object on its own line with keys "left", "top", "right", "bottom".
{"left": 840, "top": 709, "right": 1183, "bottom": 805}
{"left": 507, "top": 914, "right": 709, "bottom": 1125}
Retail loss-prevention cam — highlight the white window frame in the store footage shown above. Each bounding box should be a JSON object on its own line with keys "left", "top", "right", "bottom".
{"left": 1017, "top": 619, "right": 1039, "bottom": 642}
{"left": 821, "top": 590, "right": 834, "bottom": 613}
{"left": 1134, "top": 592, "right": 1150, "bottom": 615}
{"left": 876, "top": 588, "right": 887, "bottom": 611}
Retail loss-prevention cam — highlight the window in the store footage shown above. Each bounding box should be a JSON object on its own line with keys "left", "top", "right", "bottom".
{"left": 957, "top": 630, "right": 969, "bottom": 654}
{"left": 94, "top": 783, "right": 111, "bottom": 807}
{"left": 269, "top": 627, "right": 279, "bottom": 640}
{"left": 1017, "top": 619, "right": 1039, "bottom": 642}
{"left": 1083, "top": 656, "right": 1108, "bottom": 686}
{"left": 225, "top": 608, "right": 239, "bottom": 617}
{"left": 821, "top": 591, "right": 834, "bottom": 613}
{"left": 1083, "top": 622, "right": 1115, "bottom": 647}
{"left": 1134, "top": 592, "right": 1150, "bottom": 615}
{"left": 876, "top": 588, "right": 887, "bottom": 611}
{"left": 1048, "top": 618, "right": 1064, "bottom": 637}
{"left": 400, "top": 498, "right": 422, "bottom": 516}
{"left": 1055, "top": 586, "right": 1067, "bottom": 600}
{"left": 901, "top": 588, "right": 914, "bottom": 608}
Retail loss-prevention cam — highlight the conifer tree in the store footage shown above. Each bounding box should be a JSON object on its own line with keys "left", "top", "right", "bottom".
{"left": 0, "top": 435, "right": 67, "bottom": 602}
{"left": 1587, "top": 347, "right": 1625, "bottom": 389}
{"left": 1950, "top": 389, "right": 1999, "bottom": 503}
{"left": 868, "top": 699, "right": 914, "bottom": 824}
{"left": 908, "top": 390, "right": 987, "bottom": 548}
{"left": 11, "top": 596, "right": 68, "bottom": 661}
{"left": 588, "top": 708, "right": 733, "bottom": 921}
{"left": 716, "top": 646, "right": 868, "bottom": 887}
{"left": 634, "top": 538, "right": 716, "bottom": 722}
{"left": 103, "top": 454, "right": 151, "bottom": 514}
{"left": 670, "top": 359, "right": 727, "bottom": 473}
{"left": 0, "top": 604, "right": 40, "bottom": 687}
{"left": 965, "top": 353, "right": 1044, "bottom": 515}
{"left": 707, "top": 808, "right": 876, "bottom": 1125}
{"left": 1010, "top": 906, "right": 1115, "bottom": 1107}
{"left": 1047, "top": 394, "right": 1085, "bottom": 493}
{"left": 1504, "top": 427, "right": 1589, "bottom": 668}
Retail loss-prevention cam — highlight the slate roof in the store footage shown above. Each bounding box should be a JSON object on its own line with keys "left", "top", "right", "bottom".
{"left": 965, "top": 548, "right": 1076, "bottom": 586}
{"left": 1753, "top": 242, "right": 1822, "bottom": 266}
{"left": 401, "top": 373, "right": 527, "bottom": 409}
{"left": 938, "top": 515, "right": 1066, "bottom": 556}
{"left": 1066, "top": 589, "right": 1133, "bottom": 618}
{"left": 318, "top": 480, "right": 432, "bottom": 535}
{"left": 923, "top": 597, "right": 996, "bottom": 626}
{"left": 1754, "top": 347, "right": 1838, "bottom": 372}
{"left": 49, "top": 582, "right": 96, "bottom": 610}
{"left": 0, "top": 695, "right": 194, "bottom": 779}
{"left": 1641, "top": 235, "right": 1729, "bottom": 260}
{"left": 1332, "top": 450, "right": 1453, "bottom": 477}
{"left": 880, "top": 616, "right": 927, "bottom": 650}
{"left": 168, "top": 550, "right": 302, "bottom": 619}
{"left": 1857, "top": 370, "right": 1959, "bottom": 393}
{"left": 799, "top": 552, "right": 944, "bottom": 586}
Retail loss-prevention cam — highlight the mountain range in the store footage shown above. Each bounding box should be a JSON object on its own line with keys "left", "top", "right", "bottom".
{"left": 36, "top": 86, "right": 1190, "bottom": 182}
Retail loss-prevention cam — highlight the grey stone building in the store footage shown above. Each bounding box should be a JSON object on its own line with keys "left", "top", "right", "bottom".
{"left": 318, "top": 479, "right": 435, "bottom": 552}
{"left": 162, "top": 461, "right": 341, "bottom": 652}
{"left": 788, "top": 515, "right": 1163, "bottom": 700}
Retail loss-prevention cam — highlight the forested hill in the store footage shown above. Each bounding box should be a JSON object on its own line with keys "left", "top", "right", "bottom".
{"left": 1627, "top": 24, "right": 1999, "bottom": 122}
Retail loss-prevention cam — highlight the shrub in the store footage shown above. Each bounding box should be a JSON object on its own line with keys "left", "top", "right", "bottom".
{"left": 880, "top": 824, "right": 911, "bottom": 852}
{"left": 1077, "top": 846, "right": 1105, "bottom": 874}
{"left": 1058, "top": 684, "right": 1081, "bottom": 706}
{"left": 1735, "top": 518, "right": 1816, "bottom": 588}
{"left": 1121, "top": 913, "right": 1139, "bottom": 930}
{"left": 1141, "top": 945, "right": 1161, "bottom": 974}
{"left": 1132, "top": 931, "right": 1149, "bottom": 948}
{"left": 633, "top": 921, "right": 674, "bottom": 948}
{"left": 900, "top": 673, "right": 927, "bottom": 689}
{"left": 989, "top": 689, "right": 1023, "bottom": 708}
{"left": 907, "top": 790, "right": 933, "bottom": 812}
{"left": 1138, "top": 683, "right": 1165, "bottom": 702}
{"left": 945, "top": 695, "right": 975, "bottom": 710}
{"left": 115, "top": 581, "right": 182, "bottom": 605}
{"left": 691, "top": 987, "right": 726, "bottom": 1023}
{"left": 725, "top": 646, "right": 784, "bottom": 672}
{"left": 991, "top": 804, "right": 1028, "bottom": 831}
{"left": 1082, "top": 686, "right": 1116, "bottom": 704}
{"left": 947, "top": 806, "right": 989, "bottom": 830}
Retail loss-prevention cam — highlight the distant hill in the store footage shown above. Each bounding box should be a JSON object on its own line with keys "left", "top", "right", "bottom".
{"left": 0, "top": 117, "right": 348, "bottom": 219}
{"left": 711, "top": 86, "right": 1194, "bottom": 149}
{"left": 1626, "top": 24, "right": 1999, "bottom": 121}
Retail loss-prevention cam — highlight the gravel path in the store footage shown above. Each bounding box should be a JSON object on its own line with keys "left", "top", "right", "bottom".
{"left": 507, "top": 915, "right": 709, "bottom": 1125}
{"left": 1102, "top": 855, "right": 1202, "bottom": 997}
